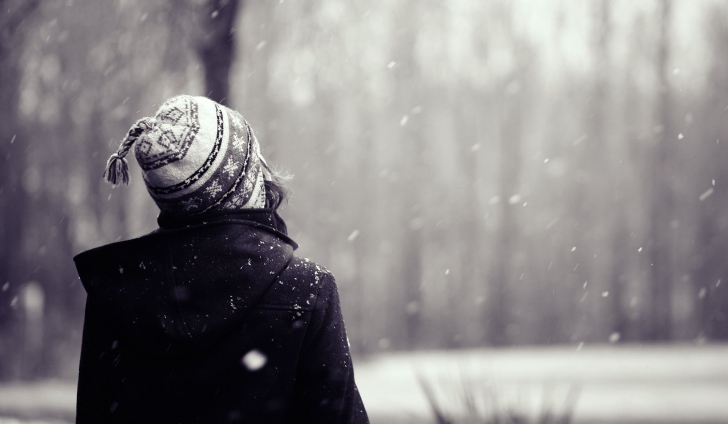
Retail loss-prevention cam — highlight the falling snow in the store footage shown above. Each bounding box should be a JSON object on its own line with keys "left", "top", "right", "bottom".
{"left": 242, "top": 349, "right": 267, "bottom": 371}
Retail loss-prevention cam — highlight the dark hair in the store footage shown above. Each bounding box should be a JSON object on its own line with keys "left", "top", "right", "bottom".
{"left": 264, "top": 178, "right": 289, "bottom": 210}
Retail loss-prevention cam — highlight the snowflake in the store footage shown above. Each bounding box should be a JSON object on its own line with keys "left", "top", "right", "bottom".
{"left": 232, "top": 132, "right": 247, "bottom": 152}
{"left": 223, "top": 157, "right": 237, "bottom": 178}
{"left": 230, "top": 114, "right": 244, "bottom": 131}
{"left": 228, "top": 190, "right": 244, "bottom": 206}
{"left": 204, "top": 179, "right": 223, "bottom": 199}
{"left": 181, "top": 197, "right": 201, "bottom": 211}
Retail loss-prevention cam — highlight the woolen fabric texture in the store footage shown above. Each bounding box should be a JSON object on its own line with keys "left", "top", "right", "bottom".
{"left": 104, "top": 95, "right": 270, "bottom": 216}
{"left": 73, "top": 210, "right": 368, "bottom": 423}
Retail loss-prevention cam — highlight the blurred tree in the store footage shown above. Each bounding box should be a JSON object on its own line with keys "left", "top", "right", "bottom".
{"left": 454, "top": 1, "right": 487, "bottom": 348}
{"left": 163, "top": 0, "right": 240, "bottom": 105}
{"left": 617, "top": 12, "right": 650, "bottom": 342}
{"left": 197, "top": 0, "right": 240, "bottom": 105}
{"left": 453, "top": 86, "right": 485, "bottom": 348}
{"left": 392, "top": 0, "right": 425, "bottom": 349}
{"left": 588, "top": 0, "right": 620, "bottom": 342}
{"left": 0, "top": 0, "right": 41, "bottom": 380}
{"left": 486, "top": 4, "right": 532, "bottom": 346}
{"left": 237, "top": 0, "right": 280, "bottom": 156}
{"left": 566, "top": 1, "right": 614, "bottom": 343}
{"left": 645, "top": 0, "right": 674, "bottom": 341}
{"left": 693, "top": 3, "right": 728, "bottom": 340}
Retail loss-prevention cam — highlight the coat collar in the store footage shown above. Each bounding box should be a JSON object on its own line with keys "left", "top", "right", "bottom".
{"left": 156, "top": 208, "right": 298, "bottom": 250}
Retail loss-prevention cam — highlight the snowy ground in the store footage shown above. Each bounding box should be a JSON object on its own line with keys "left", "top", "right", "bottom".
{"left": 0, "top": 379, "right": 75, "bottom": 424}
{"left": 356, "top": 344, "right": 728, "bottom": 424}
{"left": 1, "top": 344, "right": 727, "bottom": 423}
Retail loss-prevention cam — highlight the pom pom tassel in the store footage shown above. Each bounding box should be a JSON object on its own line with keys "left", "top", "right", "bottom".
{"left": 102, "top": 115, "right": 155, "bottom": 185}
{"left": 104, "top": 154, "right": 130, "bottom": 185}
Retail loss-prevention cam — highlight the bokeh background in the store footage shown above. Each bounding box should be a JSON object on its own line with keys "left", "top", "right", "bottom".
{"left": 1, "top": 0, "right": 728, "bottom": 422}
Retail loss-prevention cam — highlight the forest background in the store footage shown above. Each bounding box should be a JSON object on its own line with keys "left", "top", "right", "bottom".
{"left": 1, "top": 0, "right": 727, "bottom": 381}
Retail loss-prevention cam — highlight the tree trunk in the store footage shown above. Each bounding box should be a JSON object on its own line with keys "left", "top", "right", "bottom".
{"left": 590, "top": 0, "right": 620, "bottom": 341}
{"left": 198, "top": 0, "right": 240, "bottom": 105}
{"left": 487, "top": 79, "right": 524, "bottom": 346}
{"left": 645, "top": 0, "right": 674, "bottom": 341}
{"left": 393, "top": 0, "right": 424, "bottom": 349}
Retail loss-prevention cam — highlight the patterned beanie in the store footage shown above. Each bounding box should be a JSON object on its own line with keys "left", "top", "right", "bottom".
{"left": 104, "top": 95, "right": 271, "bottom": 216}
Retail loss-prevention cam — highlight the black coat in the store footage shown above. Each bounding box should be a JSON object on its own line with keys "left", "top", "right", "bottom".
{"left": 73, "top": 210, "right": 368, "bottom": 424}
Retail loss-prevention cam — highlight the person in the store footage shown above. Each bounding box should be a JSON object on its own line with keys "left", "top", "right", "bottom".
{"left": 73, "top": 95, "right": 369, "bottom": 423}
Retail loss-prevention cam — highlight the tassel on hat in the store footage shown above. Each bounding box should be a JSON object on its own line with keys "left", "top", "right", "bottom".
{"left": 103, "top": 117, "right": 157, "bottom": 185}
{"left": 103, "top": 152, "right": 130, "bottom": 185}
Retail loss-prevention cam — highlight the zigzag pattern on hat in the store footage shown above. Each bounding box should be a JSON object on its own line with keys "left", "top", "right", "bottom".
{"left": 144, "top": 104, "right": 224, "bottom": 196}
{"left": 135, "top": 98, "right": 200, "bottom": 171}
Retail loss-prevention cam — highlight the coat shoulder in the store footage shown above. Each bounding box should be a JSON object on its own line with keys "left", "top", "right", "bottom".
{"left": 255, "top": 256, "right": 334, "bottom": 311}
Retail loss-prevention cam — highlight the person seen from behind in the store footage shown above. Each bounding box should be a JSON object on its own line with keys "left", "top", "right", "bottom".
{"left": 73, "top": 95, "right": 369, "bottom": 423}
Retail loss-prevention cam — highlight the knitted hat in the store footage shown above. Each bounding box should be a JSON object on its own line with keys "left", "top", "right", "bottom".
{"left": 104, "top": 95, "right": 271, "bottom": 216}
